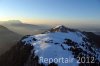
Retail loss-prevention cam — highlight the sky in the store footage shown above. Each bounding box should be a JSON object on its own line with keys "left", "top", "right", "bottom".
{"left": 0, "top": 0, "right": 100, "bottom": 25}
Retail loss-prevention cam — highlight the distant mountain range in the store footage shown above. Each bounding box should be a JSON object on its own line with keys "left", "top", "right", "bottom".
{"left": 1, "top": 20, "right": 50, "bottom": 35}
{"left": 0, "top": 25, "right": 100, "bottom": 66}
{"left": 1, "top": 20, "right": 100, "bottom": 36}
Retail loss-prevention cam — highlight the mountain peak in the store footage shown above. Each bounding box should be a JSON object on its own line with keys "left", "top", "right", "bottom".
{"left": 46, "top": 25, "right": 76, "bottom": 33}
{"left": 54, "top": 25, "right": 66, "bottom": 29}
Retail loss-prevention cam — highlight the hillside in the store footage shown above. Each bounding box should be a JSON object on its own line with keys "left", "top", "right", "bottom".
{"left": 0, "top": 25, "right": 22, "bottom": 55}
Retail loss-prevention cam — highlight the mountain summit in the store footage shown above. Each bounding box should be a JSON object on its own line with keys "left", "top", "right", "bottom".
{"left": 53, "top": 25, "right": 68, "bottom": 31}
{"left": 46, "top": 25, "right": 77, "bottom": 33}
{"left": 0, "top": 25, "right": 100, "bottom": 66}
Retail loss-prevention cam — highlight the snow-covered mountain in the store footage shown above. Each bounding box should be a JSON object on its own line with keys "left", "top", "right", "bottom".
{"left": 21, "top": 25, "right": 100, "bottom": 66}
{"left": 0, "top": 25, "right": 100, "bottom": 66}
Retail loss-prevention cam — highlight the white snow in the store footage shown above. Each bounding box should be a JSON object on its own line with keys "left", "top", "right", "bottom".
{"left": 53, "top": 25, "right": 64, "bottom": 29}
{"left": 22, "top": 32, "right": 85, "bottom": 66}
{"left": 22, "top": 31, "right": 100, "bottom": 66}
{"left": 32, "top": 32, "right": 80, "bottom": 66}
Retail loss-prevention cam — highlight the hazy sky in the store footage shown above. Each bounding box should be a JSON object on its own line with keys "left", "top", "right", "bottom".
{"left": 0, "top": 0, "right": 100, "bottom": 25}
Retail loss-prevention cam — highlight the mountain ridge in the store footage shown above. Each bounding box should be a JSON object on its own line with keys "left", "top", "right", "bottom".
{"left": 0, "top": 25, "right": 22, "bottom": 55}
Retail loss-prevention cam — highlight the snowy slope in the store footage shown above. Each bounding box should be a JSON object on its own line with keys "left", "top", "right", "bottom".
{"left": 21, "top": 25, "right": 100, "bottom": 66}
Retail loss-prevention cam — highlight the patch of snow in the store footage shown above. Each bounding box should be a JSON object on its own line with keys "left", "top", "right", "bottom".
{"left": 53, "top": 25, "right": 64, "bottom": 29}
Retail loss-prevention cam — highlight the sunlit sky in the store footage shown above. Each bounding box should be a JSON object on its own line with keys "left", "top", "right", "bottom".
{"left": 0, "top": 0, "right": 100, "bottom": 25}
